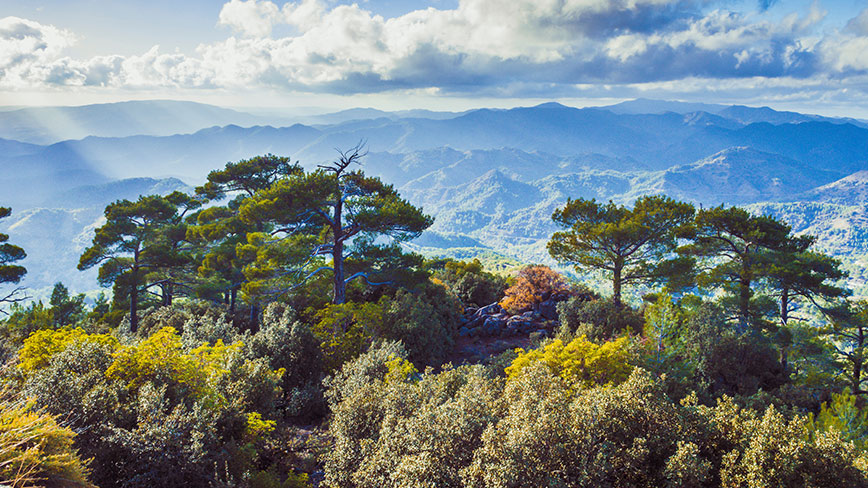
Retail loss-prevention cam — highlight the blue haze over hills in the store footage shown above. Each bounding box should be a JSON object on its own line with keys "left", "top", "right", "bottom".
{"left": 3, "top": 99, "right": 868, "bottom": 294}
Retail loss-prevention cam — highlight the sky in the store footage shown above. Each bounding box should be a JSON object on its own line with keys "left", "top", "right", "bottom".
{"left": 2, "top": 0, "right": 868, "bottom": 116}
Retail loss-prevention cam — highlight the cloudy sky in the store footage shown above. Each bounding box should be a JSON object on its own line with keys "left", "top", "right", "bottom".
{"left": 2, "top": 0, "right": 868, "bottom": 115}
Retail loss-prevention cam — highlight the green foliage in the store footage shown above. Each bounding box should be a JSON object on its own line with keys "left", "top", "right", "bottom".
{"left": 549, "top": 195, "right": 695, "bottom": 306}
{"left": 17, "top": 319, "right": 290, "bottom": 488}
{"left": 248, "top": 303, "right": 325, "bottom": 420}
{"left": 680, "top": 206, "right": 794, "bottom": 329}
{"left": 680, "top": 302, "right": 787, "bottom": 399}
{"left": 430, "top": 258, "right": 508, "bottom": 307}
{"left": 309, "top": 284, "right": 461, "bottom": 372}
{"left": 323, "top": 344, "right": 502, "bottom": 488}
{"left": 714, "top": 398, "right": 868, "bottom": 488}
{"left": 237, "top": 148, "right": 432, "bottom": 305}
{"left": 49, "top": 282, "right": 86, "bottom": 327}
{"left": 0, "top": 300, "right": 55, "bottom": 346}
{"left": 311, "top": 302, "right": 383, "bottom": 373}
{"left": 374, "top": 284, "right": 461, "bottom": 367}
{"left": 78, "top": 192, "right": 201, "bottom": 332}
{"left": 506, "top": 335, "right": 633, "bottom": 389}
{"left": 821, "top": 300, "right": 868, "bottom": 396}
{"left": 808, "top": 390, "right": 868, "bottom": 449}
{"left": 0, "top": 390, "right": 93, "bottom": 487}
{"left": 557, "top": 296, "right": 644, "bottom": 342}
{"left": 323, "top": 341, "right": 409, "bottom": 407}
{"left": 324, "top": 351, "right": 868, "bottom": 488}
{"left": 0, "top": 206, "right": 26, "bottom": 296}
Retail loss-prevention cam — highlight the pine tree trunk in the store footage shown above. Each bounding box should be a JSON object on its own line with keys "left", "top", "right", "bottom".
{"left": 130, "top": 271, "right": 139, "bottom": 333}
{"left": 332, "top": 192, "right": 346, "bottom": 305}
{"left": 333, "top": 239, "right": 345, "bottom": 304}
{"left": 780, "top": 287, "right": 789, "bottom": 326}
{"left": 613, "top": 261, "right": 623, "bottom": 308}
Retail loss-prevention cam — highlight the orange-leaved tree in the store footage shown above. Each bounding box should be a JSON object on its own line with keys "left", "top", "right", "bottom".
{"left": 500, "top": 265, "right": 571, "bottom": 314}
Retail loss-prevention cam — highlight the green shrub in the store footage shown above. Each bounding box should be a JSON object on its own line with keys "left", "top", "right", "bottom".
{"left": 431, "top": 258, "right": 508, "bottom": 307}
{"left": 248, "top": 303, "right": 325, "bottom": 420}
{"left": 323, "top": 344, "right": 502, "bottom": 488}
{"left": 557, "top": 296, "right": 644, "bottom": 342}
{"left": 375, "top": 284, "right": 461, "bottom": 367}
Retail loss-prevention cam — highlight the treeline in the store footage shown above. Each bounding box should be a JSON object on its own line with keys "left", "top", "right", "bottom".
{"left": 0, "top": 150, "right": 867, "bottom": 487}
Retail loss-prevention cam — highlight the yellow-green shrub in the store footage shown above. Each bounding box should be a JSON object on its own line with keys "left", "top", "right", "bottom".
{"left": 808, "top": 389, "right": 868, "bottom": 449}
{"left": 105, "top": 326, "right": 241, "bottom": 399}
{"left": 506, "top": 335, "right": 632, "bottom": 389}
{"left": 311, "top": 302, "right": 383, "bottom": 372}
{"left": 0, "top": 393, "right": 93, "bottom": 487}
{"left": 18, "top": 327, "right": 118, "bottom": 373}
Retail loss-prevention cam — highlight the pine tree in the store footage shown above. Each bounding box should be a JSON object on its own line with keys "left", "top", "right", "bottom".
{"left": 548, "top": 195, "right": 694, "bottom": 307}
{"left": 237, "top": 146, "right": 432, "bottom": 304}
{"left": 0, "top": 207, "right": 26, "bottom": 305}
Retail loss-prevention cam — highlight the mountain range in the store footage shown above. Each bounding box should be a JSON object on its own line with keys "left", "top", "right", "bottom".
{"left": 3, "top": 99, "right": 868, "bottom": 295}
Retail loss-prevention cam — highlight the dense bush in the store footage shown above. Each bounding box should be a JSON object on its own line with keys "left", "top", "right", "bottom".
{"left": 248, "top": 303, "right": 325, "bottom": 420}
{"left": 323, "top": 349, "right": 868, "bottom": 488}
{"left": 310, "top": 283, "right": 460, "bottom": 372}
{"left": 375, "top": 284, "right": 461, "bottom": 367}
{"left": 557, "top": 296, "right": 645, "bottom": 342}
{"left": 430, "top": 258, "right": 508, "bottom": 307}
{"left": 323, "top": 343, "right": 502, "bottom": 488}
{"left": 17, "top": 323, "right": 290, "bottom": 488}
{"left": 680, "top": 303, "right": 787, "bottom": 399}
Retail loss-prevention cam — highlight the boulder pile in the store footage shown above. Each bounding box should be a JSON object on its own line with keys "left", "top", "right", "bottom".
{"left": 457, "top": 299, "right": 563, "bottom": 339}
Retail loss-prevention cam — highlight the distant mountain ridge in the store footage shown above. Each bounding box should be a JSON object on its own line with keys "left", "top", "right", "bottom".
{"left": 4, "top": 99, "right": 868, "bottom": 293}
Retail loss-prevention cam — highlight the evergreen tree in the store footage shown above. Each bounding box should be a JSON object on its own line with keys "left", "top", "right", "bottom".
{"left": 189, "top": 155, "right": 301, "bottom": 312}
{"left": 78, "top": 193, "right": 196, "bottom": 332}
{"left": 548, "top": 195, "right": 694, "bottom": 307}
{"left": 237, "top": 146, "right": 432, "bottom": 304}
{"left": 48, "top": 282, "right": 85, "bottom": 327}
{"left": 680, "top": 206, "right": 792, "bottom": 330}
{"left": 822, "top": 301, "right": 868, "bottom": 397}
{"left": 0, "top": 207, "right": 26, "bottom": 305}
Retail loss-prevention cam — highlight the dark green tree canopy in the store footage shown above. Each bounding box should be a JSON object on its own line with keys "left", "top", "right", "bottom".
{"left": 548, "top": 195, "right": 694, "bottom": 306}
{"left": 195, "top": 154, "right": 302, "bottom": 201}
{"left": 0, "top": 206, "right": 27, "bottom": 304}
{"left": 237, "top": 147, "right": 432, "bottom": 304}
{"left": 680, "top": 206, "right": 798, "bottom": 329}
{"left": 78, "top": 192, "right": 199, "bottom": 332}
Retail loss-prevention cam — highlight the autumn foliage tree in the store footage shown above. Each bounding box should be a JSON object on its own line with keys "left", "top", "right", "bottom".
{"left": 500, "top": 265, "right": 571, "bottom": 314}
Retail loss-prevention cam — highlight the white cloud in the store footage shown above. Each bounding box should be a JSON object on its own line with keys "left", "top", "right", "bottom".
{"left": 0, "top": 16, "right": 77, "bottom": 88}
{"left": 218, "top": 0, "right": 281, "bottom": 37}
{"left": 1, "top": 0, "right": 867, "bottom": 102}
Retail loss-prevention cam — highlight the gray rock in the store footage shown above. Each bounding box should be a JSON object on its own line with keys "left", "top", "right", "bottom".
{"left": 540, "top": 300, "right": 559, "bottom": 320}
{"left": 477, "top": 302, "right": 502, "bottom": 316}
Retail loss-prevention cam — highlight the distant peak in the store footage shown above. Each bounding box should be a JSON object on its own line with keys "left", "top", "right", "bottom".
{"left": 533, "top": 102, "right": 569, "bottom": 109}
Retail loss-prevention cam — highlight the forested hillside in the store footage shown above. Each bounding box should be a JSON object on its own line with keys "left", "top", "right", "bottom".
{"left": 2, "top": 135, "right": 868, "bottom": 486}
